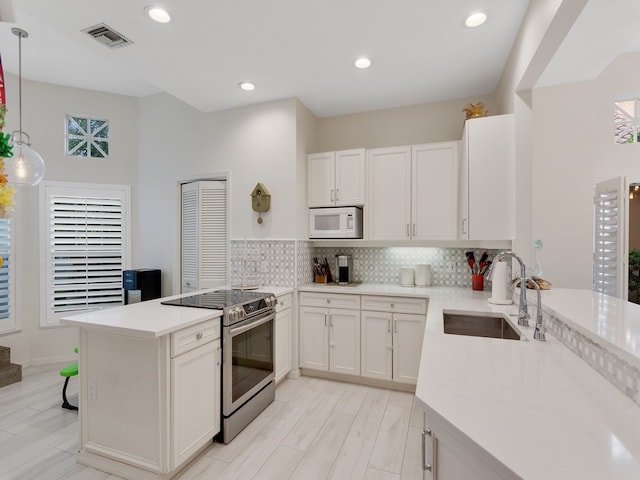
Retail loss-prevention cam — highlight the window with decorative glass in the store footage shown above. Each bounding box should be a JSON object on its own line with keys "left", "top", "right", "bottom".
{"left": 614, "top": 98, "right": 640, "bottom": 144}
{"left": 65, "top": 115, "right": 109, "bottom": 158}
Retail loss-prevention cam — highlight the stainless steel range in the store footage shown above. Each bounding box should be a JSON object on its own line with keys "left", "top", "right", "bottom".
{"left": 162, "top": 289, "right": 277, "bottom": 443}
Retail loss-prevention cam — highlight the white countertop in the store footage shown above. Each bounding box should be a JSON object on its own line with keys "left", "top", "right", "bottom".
{"left": 414, "top": 287, "right": 640, "bottom": 479}
{"left": 61, "top": 286, "right": 294, "bottom": 338}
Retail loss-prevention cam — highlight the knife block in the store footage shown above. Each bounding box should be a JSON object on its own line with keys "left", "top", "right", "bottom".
{"left": 314, "top": 274, "right": 328, "bottom": 284}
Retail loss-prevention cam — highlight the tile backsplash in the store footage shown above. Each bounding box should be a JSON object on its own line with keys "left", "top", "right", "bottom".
{"left": 231, "top": 240, "right": 506, "bottom": 289}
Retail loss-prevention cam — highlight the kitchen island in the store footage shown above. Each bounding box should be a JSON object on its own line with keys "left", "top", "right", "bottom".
{"left": 61, "top": 286, "right": 292, "bottom": 480}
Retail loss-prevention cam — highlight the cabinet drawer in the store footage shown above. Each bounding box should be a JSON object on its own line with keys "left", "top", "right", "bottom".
{"left": 276, "top": 293, "right": 292, "bottom": 312}
{"left": 361, "top": 295, "right": 427, "bottom": 315}
{"left": 171, "top": 318, "right": 221, "bottom": 358}
{"left": 299, "top": 292, "right": 360, "bottom": 310}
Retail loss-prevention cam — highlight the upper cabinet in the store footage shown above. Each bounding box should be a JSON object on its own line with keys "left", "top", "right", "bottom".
{"left": 307, "top": 148, "right": 365, "bottom": 207}
{"left": 459, "top": 114, "right": 515, "bottom": 240}
{"left": 367, "top": 142, "right": 459, "bottom": 241}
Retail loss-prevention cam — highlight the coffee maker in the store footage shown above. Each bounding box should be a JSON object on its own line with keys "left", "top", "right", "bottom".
{"left": 335, "top": 254, "right": 353, "bottom": 285}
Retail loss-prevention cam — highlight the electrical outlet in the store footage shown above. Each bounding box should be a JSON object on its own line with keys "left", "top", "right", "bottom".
{"left": 448, "top": 261, "right": 456, "bottom": 272}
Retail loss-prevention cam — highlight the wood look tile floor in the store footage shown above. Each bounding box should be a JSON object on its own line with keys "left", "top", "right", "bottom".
{"left": 0, "top": 363, "right": 425, "bottom": 480}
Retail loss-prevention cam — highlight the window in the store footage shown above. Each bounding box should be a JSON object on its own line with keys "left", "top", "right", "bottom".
{"left": 0, "top": 217, "right": 16, "bottom": 334}
{"left": 40, "top": 182, "right": 130, "bottom": 327}
{"left": 614, "top": 98, "right": 640, "bottom": 144}
{"left": 65, "top": 115, "right": 110, "bottom": 158}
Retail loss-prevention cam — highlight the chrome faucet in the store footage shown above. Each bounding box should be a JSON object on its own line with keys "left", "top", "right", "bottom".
{"left": 486, "top": 251, "right": 529, "bottom": 327}
{"left": 526, "top": 277, "right": 546, "bottom": 341}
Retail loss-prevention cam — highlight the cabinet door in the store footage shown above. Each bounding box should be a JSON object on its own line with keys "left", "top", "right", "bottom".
{"left": 329, "top": 308, "right": 361, "bottom": 375}
{"left": 361, "top": 311, "right": 392, "bottom": 381}
{"left": 393, "top": 313, "right": 426, "bottom": 384}
{"left": 463, "top": 114, "right": 515, "bottom": 240}
{"left": 171, "top": 339, "right": 220, "bottom": 468}
{"left": 412, "top": 142, "right": 458, "bottom": 241}
{"left": 275, "top": 306, "right": 291, "bottom": 383}
{"left": 308, "top": 152, "right": 335, "bottom": 207}
{"left": 299, "top": 306, "right": 329, "bottom": 371}
{"left": 335, "top": 148, "right": 365, "bottom": 206}
{"left": 367, "top": 146, "right": 412, "bottom": 240}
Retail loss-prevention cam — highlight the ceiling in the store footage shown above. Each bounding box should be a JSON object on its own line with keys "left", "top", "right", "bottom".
{"left": 1, "top": 1, "right": 638, "bottom": 119}
{"left": 0, "top": 0, "right": 533, "bottom": 117}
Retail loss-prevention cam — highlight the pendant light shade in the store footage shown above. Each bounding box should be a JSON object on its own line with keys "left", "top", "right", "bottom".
{"left": 7, "top": 27, "right": 45, "bottom": 186}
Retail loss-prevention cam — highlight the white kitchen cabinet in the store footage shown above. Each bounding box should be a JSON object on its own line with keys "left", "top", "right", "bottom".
{"left": 76, "top": 316, "right": 222, "bottom": 479}
{"left": 275, "top": 292, "right": 292, "bottom": 383}
{"left": 367, "top": 142, "right": 458, "bottom": 241}
{"left": 422, "top": 412, "right": 514, "bottom": 480}
{"left": 171, "top": 338, "right": 220, "bottom": 468}
{"left": 459, "top": 114, "right": 515, "bottom": 240}
{"left": 361, "top": 295, "right": 427, "bottom": 385}
{"left": 307, "top": 148, "right": 365, "bottom": 207}
{"left": 299, "top": 292, "right": 361, "bottom": 375}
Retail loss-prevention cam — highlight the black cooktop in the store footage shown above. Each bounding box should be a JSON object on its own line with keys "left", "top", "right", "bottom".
{"left": 161, "top": 289, "right": 270, "bottom": 310}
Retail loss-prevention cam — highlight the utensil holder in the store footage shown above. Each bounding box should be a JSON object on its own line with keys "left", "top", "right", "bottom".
{"left": 471, "top": 274, "right": 484, "bottom": 291}
{"left": 314, "top": 274, "right": 328, "bottom": 284}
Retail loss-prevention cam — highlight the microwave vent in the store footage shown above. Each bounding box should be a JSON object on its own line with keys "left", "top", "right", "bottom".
{"left": 83, "top": 23, "right": 133, "bottom": 49}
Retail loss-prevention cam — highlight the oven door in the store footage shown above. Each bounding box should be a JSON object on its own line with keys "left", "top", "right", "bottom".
{"left": 223, "top": 311, "right": 275, "bottom": 416}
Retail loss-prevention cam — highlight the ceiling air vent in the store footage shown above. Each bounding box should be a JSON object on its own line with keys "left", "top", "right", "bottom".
{"left": 83, "top": 23, "right": 133, "bottom": 49}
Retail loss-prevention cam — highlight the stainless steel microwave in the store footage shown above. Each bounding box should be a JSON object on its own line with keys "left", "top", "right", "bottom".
{"left": 309, "top": 207, "right": 363, "bottom": 239}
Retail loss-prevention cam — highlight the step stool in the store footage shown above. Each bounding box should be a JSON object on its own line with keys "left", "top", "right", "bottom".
{"left": 60, "top": 347, "right": 78, "bottom": 411}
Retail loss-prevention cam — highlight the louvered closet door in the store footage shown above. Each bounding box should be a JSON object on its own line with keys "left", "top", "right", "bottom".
{"left": 181, "top": 181, "right": 228, "bottom": 293}
{"left": 593, "top": 177, "right": 626, "bottom": 299}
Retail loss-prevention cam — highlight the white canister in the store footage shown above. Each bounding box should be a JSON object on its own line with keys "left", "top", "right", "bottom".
{"left": 415, "top": 264, "right": 432, "bottom": 287}
{"left": 400, "top": 267, "right": 415, "bottom": 287}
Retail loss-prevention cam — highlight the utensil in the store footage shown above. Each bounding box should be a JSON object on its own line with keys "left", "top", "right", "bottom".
{"left": 465, "top": 251, "right": 475, "bottom": 273}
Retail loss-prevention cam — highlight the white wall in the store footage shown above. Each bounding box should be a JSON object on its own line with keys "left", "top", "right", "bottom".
{"left": 137, "top": 94, "right": 299, "bottom": 296}
{"left": 1, "top": 74, "right": 139, "bottom": 365}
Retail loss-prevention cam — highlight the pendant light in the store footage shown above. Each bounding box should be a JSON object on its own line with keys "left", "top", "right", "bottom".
{"left": 7, "top": 27, "right": 45, "bottom": 186}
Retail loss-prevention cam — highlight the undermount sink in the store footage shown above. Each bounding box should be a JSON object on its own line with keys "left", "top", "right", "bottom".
{"left": 443, "top": 311, "right": 523, "bottom": 341}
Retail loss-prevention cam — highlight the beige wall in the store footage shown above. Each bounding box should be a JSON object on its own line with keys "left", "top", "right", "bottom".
{"left": 314, "top": 94, "right": 498, "bottom": 152}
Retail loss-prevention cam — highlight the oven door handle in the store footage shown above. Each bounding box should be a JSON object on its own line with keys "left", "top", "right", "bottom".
{"left": 229, "top": 313, "right": 274, "bottom": 337}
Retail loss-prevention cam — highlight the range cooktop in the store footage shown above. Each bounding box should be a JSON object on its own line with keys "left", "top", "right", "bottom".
{"left": 161, "top": 289, "right": 271, "bottom": 310}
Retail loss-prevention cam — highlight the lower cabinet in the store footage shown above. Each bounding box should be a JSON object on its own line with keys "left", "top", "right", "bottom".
{"left": 77, "top": 317, "right": 221, "bottom": 479}
{"left": 422, "top": 412, "right": 515, "bottom": 480}
{"left": 299, "top": 301, "right": 361, "bottom": 376}
{"left": 361, "top": 294, "right": 427, "bottom": 385}
{"left": 361, "top": 311, "right": 426, "bottom": 384}
{"left": 299, "top": 291, "right": 426, "bottom": 385}
{"left": 275, "top": 292, "right": 292, "bottom": 383}
{"left": 171, "top": 338, "right": 220, "bottom": 467}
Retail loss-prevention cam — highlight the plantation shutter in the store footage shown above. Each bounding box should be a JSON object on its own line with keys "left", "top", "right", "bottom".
{"left": 593, "top": 177, "right": 626, "bottom": 299}
{"left": 43, "top": 183, "right": 130, "bottom": 325}
{"left": 0, "top": 218, "right": 16, "bottom": 334}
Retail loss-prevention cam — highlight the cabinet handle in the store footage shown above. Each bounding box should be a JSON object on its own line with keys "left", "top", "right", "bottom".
{"left": 412, "top": 224, "right": 416, "bottom": 236}
{"left": 388, "top": 319, "right": 391, "bottom": 333}
{"left": 324, "top": 313, "right": 328, "bottom": 327}
{"left": 216, "top": 346, "right": 221, "bottom": 367}
{"left": 336, "top": 188, "right": 340, "bottom": 202}
{"left": 422, "top": 427, "right": 433, "bottom": 473}
{"left": 331, "top": 189, "right": 335, "bottom": 202}
{"left": 406, "top": 224, "right": 410, "bottom": 237}
{"left": 394, "top": 319, "right": 398, "bottom": 333}
{"left": 330, "top": 314, "right": 334, "bottom": 327}
{"left": 462, "top": 218, "right": 468, "bottom": 235}
{"left": 196, "top": 332, "right": 203, "bottom": 340}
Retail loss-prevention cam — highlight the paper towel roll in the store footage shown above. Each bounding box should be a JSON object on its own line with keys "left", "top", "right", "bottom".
{"left": 415, "top": 264, "right": 432, "bottom": 286}
{"left": 488, "top": 261, "right": 512, "bottom": 305}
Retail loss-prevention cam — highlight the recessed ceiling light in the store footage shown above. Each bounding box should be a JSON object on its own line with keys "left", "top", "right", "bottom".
{"left": 354, "top": 57, "right": 372, "bottom": 69}
{"left": 145, "top": 6, "right": 172, "bottom": 24}
{"left": 238, "top": 82, "right": 256, "bottom": 91}
{"left": 464, "top": 11, "right": 488, "bottom": 28}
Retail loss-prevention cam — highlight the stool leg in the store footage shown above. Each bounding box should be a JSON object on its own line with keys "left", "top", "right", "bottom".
{"left": 61, "top": 376, "right": 78, "bottom": 411}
